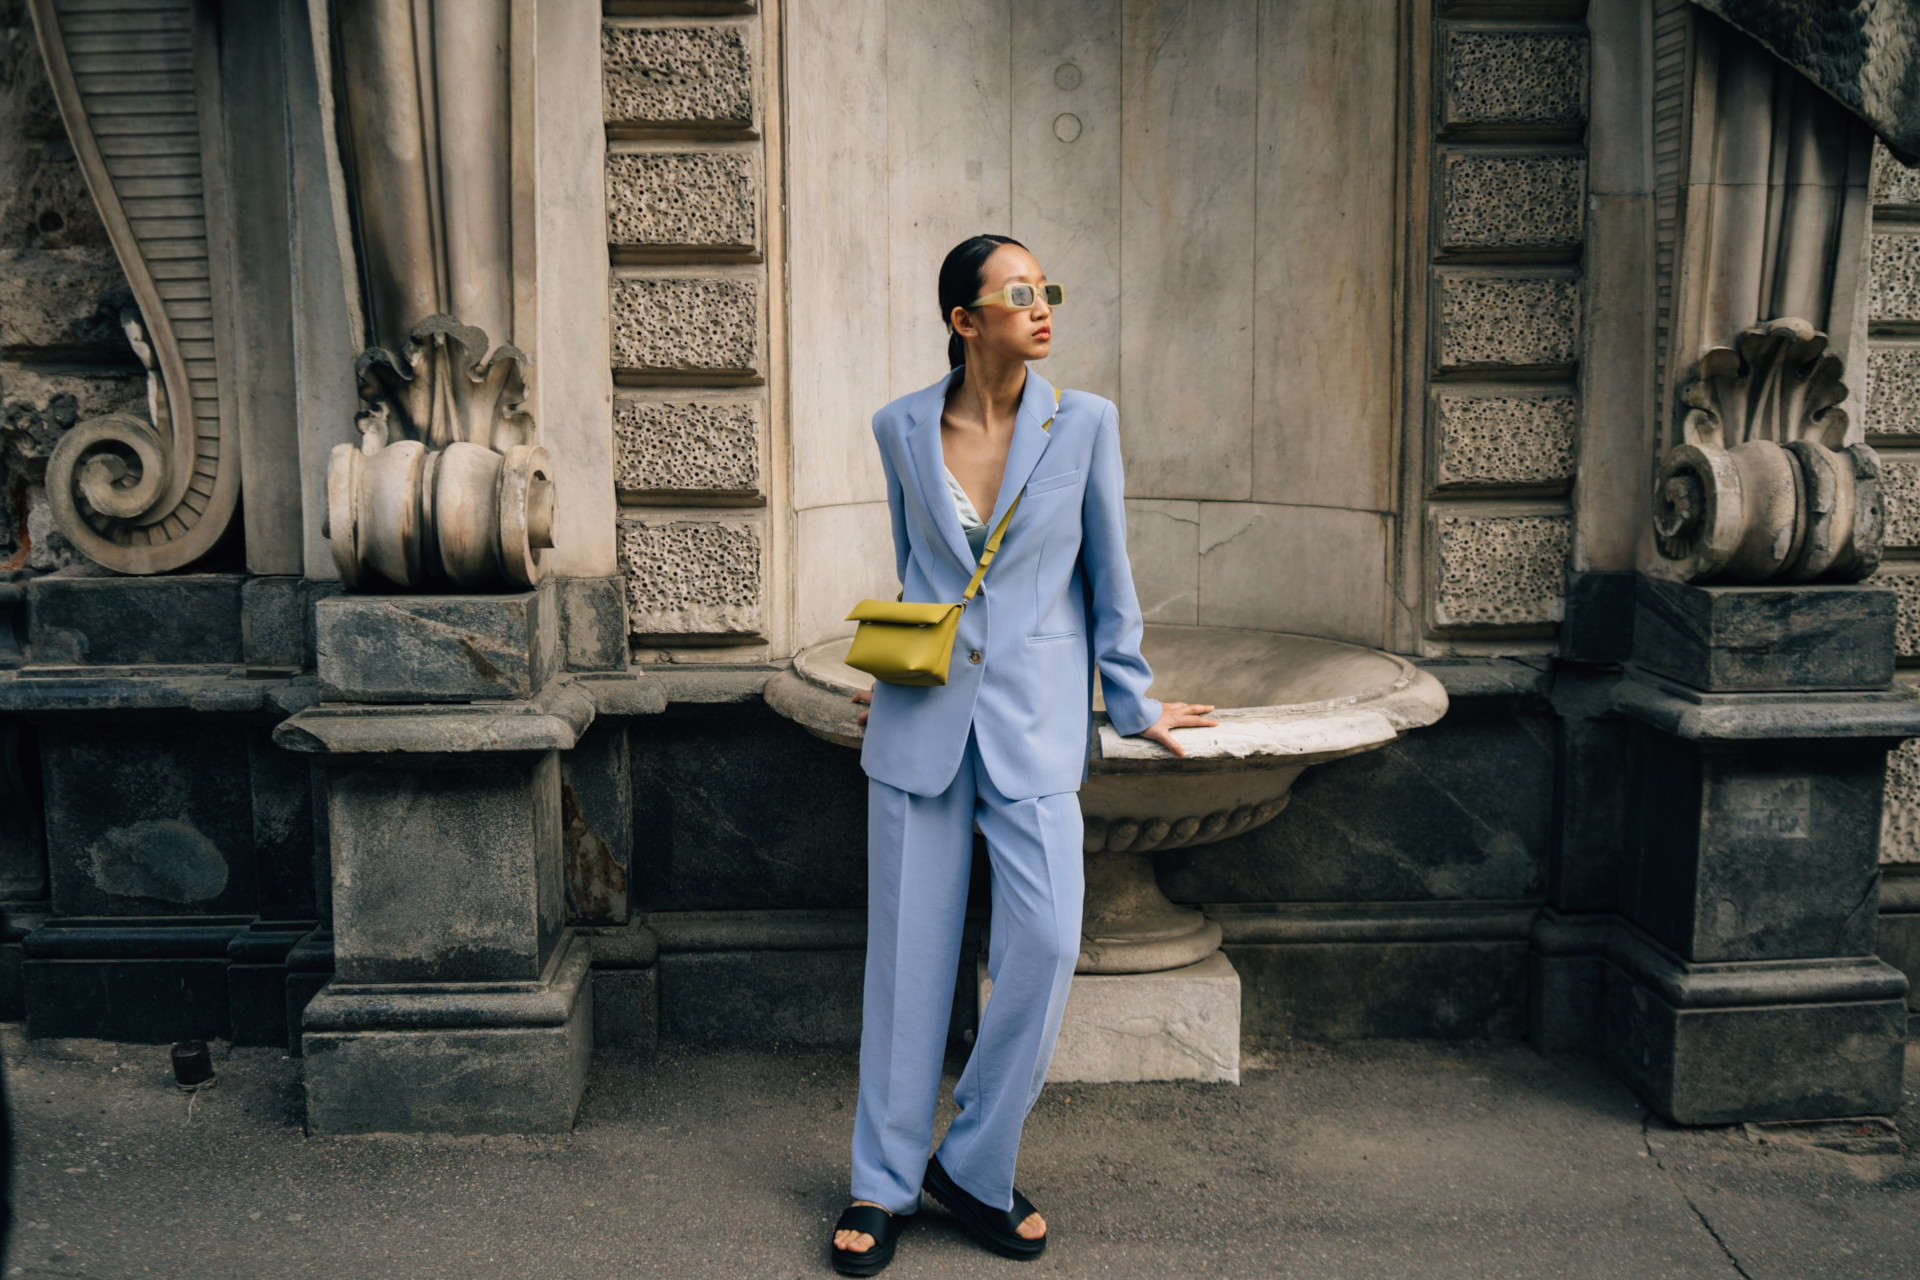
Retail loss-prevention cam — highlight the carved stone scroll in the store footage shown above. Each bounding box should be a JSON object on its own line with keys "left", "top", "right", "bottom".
{"left": 1652, "top": 318, "right": 1884, "bottom": 583}
{"left": 29, "top": 0, "right": 240, "bottom": 574}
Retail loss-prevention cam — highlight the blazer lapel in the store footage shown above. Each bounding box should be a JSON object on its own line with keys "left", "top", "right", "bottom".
{"left": 903, "top": 370, "right": 976, "bottom": 571}
{"left": 981, "top": 368, "right": 1058, "bottom": 533}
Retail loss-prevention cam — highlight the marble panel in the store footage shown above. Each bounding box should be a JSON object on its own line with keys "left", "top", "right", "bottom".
{"left": 1250, "top": 0, "right": 1398, "bottom": 512}
{"left": 1012, "top": 1, "right": 1122, "bottom": 403}
{"left": 614, "top": 399, "right": 760, "bottom": 494}
{"left": 1442, "top": 28, "right": 1589, "bottom": 130}
{"left": 1440, "top": 152, "right": 1585, "bottom": 250}
{"left": 537, "top": 0, "right": 618, "bottom": 577}
{"left": 610, "top": 277, "right": 758, "bottom": 376}
{"left": 601, "top": 24, "right": 753, "bottom": 131}
{"left": 1434, "top": 391, "right": 1577, "bottom": 488}
{"left": 1119, "top": 0, "right": 1256, "bottom": 500}
{"left": 1866, "top": 344, "right": 1920, "bottom": 436}
{"left": 1196, "top": 502, "right": 1388, "bottom": 647}
{"left": 1882, "top": 457, "right": 1920, "bottom": 547}
{"left": 884, "top": 0, "right": 1011, "bottom": 402}
{"left": 1868, "top": 231, "right": 1920, "bottom": 322}
{"left": 1125, "top": 498, "right": 1199, "bottom": 625}
{"left": 1437, "top": 275, "right": 1579, "bottom": 369}
{"left": 1880, "top": 738, "right": 1920, "bottom": 865}
{"left": 606, "top": 152, "right": 756, "bottom": 250}
{"left": 787, "top": 0, "right": 889, "bottom": 510}
{"left": 792, "top": 502, "right": 897, "bottom": 651}
{"left": 1575, "top": 192, "right": 1655, "bottom": 569}
{"left": 1432, "top": 512, "right": 1571, "bottom": 628}
{"left": 618, "top": 519, "right": 762, "bottom": 637}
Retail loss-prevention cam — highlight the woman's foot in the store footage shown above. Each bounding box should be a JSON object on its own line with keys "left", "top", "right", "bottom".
{"left": 833, "top": 1200, "right": 889, "bottom": 1255}
{"left": 1015, "top": 1210, "right": 1046, "bottom": 1241}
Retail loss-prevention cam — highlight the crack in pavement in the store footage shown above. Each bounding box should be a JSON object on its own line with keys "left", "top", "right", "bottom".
{"left": 1643, "top": 1115, "right": 1755, "bottom": 1279}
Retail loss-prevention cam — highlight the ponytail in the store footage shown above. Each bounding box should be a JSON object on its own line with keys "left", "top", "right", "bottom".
{"left": 937, "top": 234, "right": 1023, "bottom": 389}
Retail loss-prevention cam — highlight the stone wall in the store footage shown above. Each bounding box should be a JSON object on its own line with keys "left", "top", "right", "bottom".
{"left": 0, "top": 0, "right": 141, "bottom": 571}
{"left": 1421, "top": 12, "right": 1587, "bottom": 645}
{"left": 605, "top": 8, "right": 775, "bottom": 655}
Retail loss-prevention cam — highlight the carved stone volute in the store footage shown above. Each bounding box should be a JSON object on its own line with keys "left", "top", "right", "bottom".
{"left": 1651, "top": 319, "right": 1882, "bottom": 585}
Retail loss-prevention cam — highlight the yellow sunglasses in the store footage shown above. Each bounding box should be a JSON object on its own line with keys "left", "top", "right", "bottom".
{"left": 969, "top": 282, "right": 1064, "bottom": 309}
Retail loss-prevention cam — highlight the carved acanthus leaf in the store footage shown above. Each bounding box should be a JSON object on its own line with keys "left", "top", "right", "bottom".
{"left": 1680, "top": 317, "right": 1849, "bottom": 450}
{"left": 355, "top": 314, "right": 535, "bottom": 456}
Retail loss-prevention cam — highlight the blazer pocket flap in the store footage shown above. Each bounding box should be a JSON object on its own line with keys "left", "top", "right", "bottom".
{"left": 846, "top": 599, "right": 961, "bottom": 626}
{"left": 1023, "top": 469, "right": 1082, "bottom": 495}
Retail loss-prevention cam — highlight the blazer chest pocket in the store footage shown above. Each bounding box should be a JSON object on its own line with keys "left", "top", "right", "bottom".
{"left": 1024, "top": 469, "right": 1082, "bottom": 496}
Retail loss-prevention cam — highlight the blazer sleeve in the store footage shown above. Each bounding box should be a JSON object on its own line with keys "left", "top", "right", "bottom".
{"left": 1081, "top": 399, "right": 1162, "bottom": 738}
{"left": 876, "top": 413, "right": 911, "bottom": 586}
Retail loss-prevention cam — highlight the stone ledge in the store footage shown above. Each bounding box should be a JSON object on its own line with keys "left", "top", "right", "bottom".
{"left": 273, "top": 680, "right": 597, "bottom": 756}
{"left": 302, "top": 933, "right": 592, "bottom": 1032}
{"left": 1210, "top": 901, "right": 1540, "bottom": 944}
{"left": 1610, "top": 676, "right": 1920, "bottom": 741}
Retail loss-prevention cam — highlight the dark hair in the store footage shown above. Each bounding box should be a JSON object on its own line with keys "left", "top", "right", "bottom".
{"left": 939, "top": 234, "right": 1024, "bottom": 385}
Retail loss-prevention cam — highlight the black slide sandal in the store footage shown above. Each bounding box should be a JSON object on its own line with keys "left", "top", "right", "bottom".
{"left": 923, "top": 1155, "right": 1047, "bottom": 1260}
{"left": 830, "top": 1204, "right": 904, "bottom": 1276}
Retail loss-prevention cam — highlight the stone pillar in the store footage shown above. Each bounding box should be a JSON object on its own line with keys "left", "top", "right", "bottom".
{"left": 1606, "top": 577, "right": 1915, "bottom": 1124}
{"left": 275, "top": 583, "right": 596, "bottom": 1134}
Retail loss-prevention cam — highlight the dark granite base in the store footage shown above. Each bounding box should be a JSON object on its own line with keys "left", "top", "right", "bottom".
{"left": 26, "top": 958, "right": 231, "bottom": 1042}
{"left": 592, "top": 967, "right": 658, "bottom": 1053}
{"left": 1226, "top": 940, "right": 1528, "bottom": 1041}
{"left": 1604, "top": 962, "right": 1908, "bottom": 1124}
{"left": 1631, "top": 577, "right": 1897, "bottom": 692}
{"left": 1878, "top": 910, "right": 1920, "bottom": 1012}
{"left": 659, "top": 949, "right": 866, "bottom": 1044}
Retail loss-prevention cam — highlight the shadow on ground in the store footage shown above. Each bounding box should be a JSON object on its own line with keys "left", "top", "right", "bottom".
{"left": 2, "top": 1027, "right": 1916, "bottom": 1278}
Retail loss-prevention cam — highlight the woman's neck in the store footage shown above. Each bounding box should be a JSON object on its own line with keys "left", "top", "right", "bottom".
{"left": 952, "top": 352, "right": 1026, "bottom": 430}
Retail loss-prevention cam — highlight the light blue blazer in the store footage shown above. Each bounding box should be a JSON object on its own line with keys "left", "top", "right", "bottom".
{"left": 859, "top": 366, "right": 1162, "bottom": 800}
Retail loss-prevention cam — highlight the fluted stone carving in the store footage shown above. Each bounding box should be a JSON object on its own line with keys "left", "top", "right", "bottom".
{"left": 323, "top": 0, "right": 553, "bottom": 591}
{"left": 28, "top": 0, "right": 242, "bottom": 574}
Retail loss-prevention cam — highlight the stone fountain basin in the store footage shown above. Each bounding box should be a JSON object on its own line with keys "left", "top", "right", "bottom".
{"left": 766, "top": 625, "right": 1447, "bottom": 973}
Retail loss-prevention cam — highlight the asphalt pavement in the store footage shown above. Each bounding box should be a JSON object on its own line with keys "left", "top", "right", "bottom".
{"left": 3, "top": 1027, "right": 1916, "bottom": 1279}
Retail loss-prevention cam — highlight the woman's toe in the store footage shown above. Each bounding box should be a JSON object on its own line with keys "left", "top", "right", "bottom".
{"left": 1016, "top": 1212, "right": 1046, "bottom": 1240}
{"left": 835, "top": 1231, "right": 874, "bottom": 1253}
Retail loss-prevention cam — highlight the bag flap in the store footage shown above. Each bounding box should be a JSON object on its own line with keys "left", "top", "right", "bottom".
{"left": 845, "top": 599, "right": 960, "bottom": 625}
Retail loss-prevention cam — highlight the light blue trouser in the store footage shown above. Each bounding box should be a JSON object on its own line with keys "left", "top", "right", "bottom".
{"left": 851, "top": 724, "right": 1084, "bottom": 1216}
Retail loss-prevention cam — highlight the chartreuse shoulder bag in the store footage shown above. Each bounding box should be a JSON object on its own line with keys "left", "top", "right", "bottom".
{"left": 844, "top": 388, "right": 1061, "bottom": 686}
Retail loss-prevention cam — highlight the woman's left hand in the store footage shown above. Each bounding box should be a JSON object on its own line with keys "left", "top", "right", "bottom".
{"left": 851, "top": 688, "right": 872, "bottom": 727}
{"left": 1135, "top": 701, "right": 1218, "bottom": 758}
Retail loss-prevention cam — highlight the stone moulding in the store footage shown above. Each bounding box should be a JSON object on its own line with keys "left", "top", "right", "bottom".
{"left": 1652, "top": 319, "right": 1885, "bottom": 584}
{"left": 28, "top": 0, "right": 242, "bottom": 574}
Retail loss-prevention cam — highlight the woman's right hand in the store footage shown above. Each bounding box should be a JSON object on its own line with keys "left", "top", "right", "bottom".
{"left": 852, "top": 688, "right": 872, "bottom": 726}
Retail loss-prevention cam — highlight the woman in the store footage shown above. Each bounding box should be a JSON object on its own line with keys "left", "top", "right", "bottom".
{"left": 830, "top": 235, "right": 1216, "bottom": 1274}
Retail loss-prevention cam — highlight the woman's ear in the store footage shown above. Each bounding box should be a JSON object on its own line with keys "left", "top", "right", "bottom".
{"left": 949, "top": 305, "right": 979, "bottom": 339}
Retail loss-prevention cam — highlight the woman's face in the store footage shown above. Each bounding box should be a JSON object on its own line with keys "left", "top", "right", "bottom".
{"left": 952, "top": 245, "right": 1053, "bottom": 363}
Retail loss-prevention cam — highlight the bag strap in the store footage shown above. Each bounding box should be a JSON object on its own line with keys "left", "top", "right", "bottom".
{"left": 961, "top": 386, "right": 1062, "bottom": 603}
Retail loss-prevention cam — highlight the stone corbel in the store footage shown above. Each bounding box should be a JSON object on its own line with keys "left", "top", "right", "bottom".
{"left": 1650, "top": 318, "right": 1883, "bottom": 584}
{"left": 325, "top": 315, "right": 554, "bottom": 589}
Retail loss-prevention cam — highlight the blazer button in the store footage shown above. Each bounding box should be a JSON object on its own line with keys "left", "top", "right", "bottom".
{"left": 968, "top": 649, "right": 983, "bottom": 665}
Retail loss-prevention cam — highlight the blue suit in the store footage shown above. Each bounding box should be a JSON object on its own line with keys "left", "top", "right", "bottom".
{"left": 851, "top": 367, "right": 1161, "bottom": 1218}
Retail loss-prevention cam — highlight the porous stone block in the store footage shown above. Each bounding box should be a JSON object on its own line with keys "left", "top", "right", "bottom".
{"left": 614, "top": 398, "right": 760, "bottom": 493}
{"left": 1434, "top": 391, "right": 1576, "bottom": 488}
{"left": 1872, "top": 140, "right": 1920, "bottom": 204}
{"left": 555, "top": 576, "right": 629, "bottom": 672}
{"left": 1440, "top": 152, "right": 1584, "bottom": 251}
{"left": 1431, "top": 512, "right": 1570, "bottom": 628}
{"left": 1880, "top": 739, "right": 1920, "bottom": 864}
{"left": 1865, "top": 343, "right": 1920, "bottom": 436}
{"left": 1604, "top": 962, "right": 1908, "bottom": 1124}
{"left": 26, "top": 573, "right": 244, "bottom": 665}
{"left": 39, "top": 722, "right": 257, "bottom": 917}
{"left": 314, "top": 585, "right": 557, "bottom": 703}
{"left": 983, "top": 953, "right": 1239, "bottom": 1084}
{"left": 1881, "top": 458, "right": 1920, "bottom": 546}
{"left": 1442, "top": 29, "right": 1588, "bottom": 131}
{"left": 606, "top": 152, "right": 756, "bottom": 250}
{"left": 0, "top": 245, "right": 133, "bottom": 357}
{"left": 1868, "top": 231, "right": 1920, "bottom": 322}
{"left": 1630, "top": 578, "right": 1898, "bottom": 692}
{"left": 602, "top": 24, "right": 753, "bottom": 130}
{"left": 611, "top": 277, "right": 758, "bottom": 376}
{"left": 618, "top": 519, "right": 762, "bottom": 636}
{"left": 327, "top": 751, "right": 564, "bottom": 985}
{"left": 302, "top": 962, "right": 591, "bottom": 1135}
{"left": 1437, "top": 275, "right": 1579, "bottom": 368}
